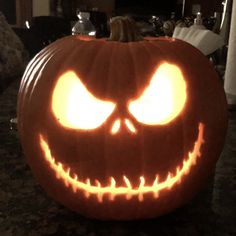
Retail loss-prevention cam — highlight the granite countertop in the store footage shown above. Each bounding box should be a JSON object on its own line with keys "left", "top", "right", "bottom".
{"left": 0, "top": 80, "right": 235, "bottom": 236}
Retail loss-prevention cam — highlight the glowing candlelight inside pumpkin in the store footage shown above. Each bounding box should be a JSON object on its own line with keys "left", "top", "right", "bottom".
{"left": 52, "top": 71, "right": 116, "bottom": 130}
{"left": 128, "top": 63, "right": 187, "bottom": 125}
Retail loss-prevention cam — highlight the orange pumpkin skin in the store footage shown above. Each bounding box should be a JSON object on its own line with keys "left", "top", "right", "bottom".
{"left": 17, "top": 35, "right": 228, "bottom": 220}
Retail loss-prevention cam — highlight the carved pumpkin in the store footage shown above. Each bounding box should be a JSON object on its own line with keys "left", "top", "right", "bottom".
{"left": 17, "top": 17, "right": 228, "bottom": 220}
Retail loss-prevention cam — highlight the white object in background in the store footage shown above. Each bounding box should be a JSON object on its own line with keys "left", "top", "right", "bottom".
{"left": 220, "top": 0, "right": 232, "bottom": 43}
{"left": 224, "top": 0, "right": 236, "bottom": 101}
{"left": 72, "top": 12, "right": 96, "bottom": 36}
{"left": 190, "top": 12, "right": 206, "bottom": 29}
{"left": 173, "top": 26, "right": 225, "bottom": 55}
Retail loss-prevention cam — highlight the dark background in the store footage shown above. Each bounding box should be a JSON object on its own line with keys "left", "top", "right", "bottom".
{"left": 115, "top": 0, "right": 177, "bottom": 15}
{"left": 0, "top": 0, "right": 16, "bottom": 24}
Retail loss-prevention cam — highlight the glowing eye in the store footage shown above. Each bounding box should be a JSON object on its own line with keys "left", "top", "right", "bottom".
{"left": 128, "top": 63, "right": 187, "bottom": 125}
{"left": 52, "top": 71, "right": 116, "bottom": 130}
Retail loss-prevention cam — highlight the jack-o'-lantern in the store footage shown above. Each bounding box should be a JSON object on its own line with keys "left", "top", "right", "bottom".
{"left": 17, "top": 16, "right": 228, "bottom": 220}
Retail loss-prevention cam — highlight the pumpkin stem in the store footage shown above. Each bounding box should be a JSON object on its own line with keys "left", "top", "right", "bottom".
{"left": 109, "top": 16, "right": 143, "bottom": 42}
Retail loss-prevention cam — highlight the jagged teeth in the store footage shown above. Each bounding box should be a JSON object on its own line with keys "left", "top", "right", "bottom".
{"left": 166, "top": 172, "right": 173, "bottom": 189}
{"left": 123, "top": 176, "right": 131, "bottom": 188}
{"left": 73, "top": 174, "right": 78, "bottom": 180}
{"left": 138, "top": 176, "right": 145, "bottom": 201}
{"left": 52, "top": 147, "right": 201, "bottom": 202}
{"left": 176, "top": 167, "right": 181, "bottom": 184}
{"left": 95, "top": 180, "right": 104, "bottom": 202}
{"left": 152, "top": 175, "right": 159, "bottom": 198}
{"left": 56, "top": 162, "right": 63, "bottom": 179}
{"left": 123, "top": 176, "right": 132, "bottom": 200}
{"left": 72, "top": 174, "right": 78, "bottom": 193}
{"left": 84, "top": 179, "right": 91, "bottom": 198}
{"left": 53, "top": 146, "right": 201, "bottom": 201}
{"left": 64, "top": 168, "right": 71, "bottom": 187}
{"left": 109, "top": 177, "right": 116, "bottom": 201}
{"left": 110, "top": 177, "right": 116, "bottom": 186}
{"left": 40, "top": 122, "right": 204, "bottom": 203}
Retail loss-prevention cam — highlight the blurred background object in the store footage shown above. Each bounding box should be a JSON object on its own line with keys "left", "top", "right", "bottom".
{"left": 0, "top": 11, "right": 28, "bottom": 93}
{"left": 224, "top": 0, "right": 236, "bottom": 105}
{"left": 72, "top": 11, "right": 96, "bottom": 36}
{"left": 0, "top": 0, "right": 232, "bottom": 61}
{"left": 173, "top": 26, "right": 224, "bottom": 55}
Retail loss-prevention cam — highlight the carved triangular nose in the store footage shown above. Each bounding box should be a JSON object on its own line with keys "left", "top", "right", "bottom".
{"left": 110, "top": 118, "right": 137, "bottom": 135}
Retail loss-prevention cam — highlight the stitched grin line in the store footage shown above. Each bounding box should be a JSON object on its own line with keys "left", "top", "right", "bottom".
{"left": 39, "top": 123, "right": 204, "bottom": 202}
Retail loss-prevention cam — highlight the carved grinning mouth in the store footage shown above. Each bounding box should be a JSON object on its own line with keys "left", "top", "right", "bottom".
{"left": 39, "top": 123, "right": 204, "bottom": 202}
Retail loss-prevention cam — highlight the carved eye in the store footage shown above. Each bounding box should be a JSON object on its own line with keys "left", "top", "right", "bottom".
{"left": 128, "top": 63, "right": 187, "bottom": 125}
{"left": 52, "top": 71, "right": 116, "bottom": 130}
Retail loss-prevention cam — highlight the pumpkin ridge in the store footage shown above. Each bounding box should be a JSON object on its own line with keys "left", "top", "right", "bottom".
{"left": 18, "top": 47, "right": 61, "bottom": 131}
